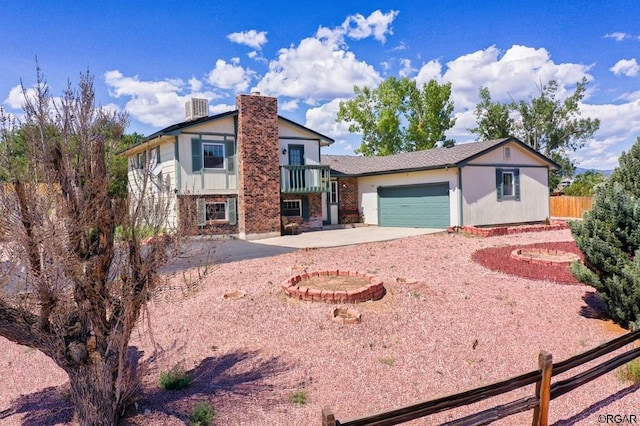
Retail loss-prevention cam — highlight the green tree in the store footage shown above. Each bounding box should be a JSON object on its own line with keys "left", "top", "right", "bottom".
{"left": 108, "top": 132, "right": 144, "bottom": 199}
{"left": 468, "top": 86, "right": 514, "bottom": 140}
{"left": 470, "top": 79, "right": 600, "bottom": 192}
{"left": 0, "top": 68, "right": 172, "bottom": 424}
{"left": 570, "top": 137, "right": 640, "bottom": 329}
{"left": 405, "top": 79, "right": 456, "bottom": 150}
{"left": 563, "top": 170, "right": 606, "bottom": 196}
{"left": 337, "top": 77, "right": 456, "bottom": 156}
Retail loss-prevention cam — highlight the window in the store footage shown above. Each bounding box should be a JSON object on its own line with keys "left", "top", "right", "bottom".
{"left": 496, "top": 168, "right": 520, "bottom": 201}
{"left": 330, "top": 181, "right": 339, "bottom": 204}
{"left": 203, "top": 143, "right": 224, "bottom": 169}
{"left": 502, "top": 171, "right": 515, "bottom": 197}
{"left": 504, "top": 146, "right": 511, "bottom": 160}
{"left": 205, "top": 202, "right": 226, "bottom": 221}
{"left": 135, "top": 151, "right": 146, "bottom": 170}
{"left": 282, "top": 200, "right": 302, "bottom": 217}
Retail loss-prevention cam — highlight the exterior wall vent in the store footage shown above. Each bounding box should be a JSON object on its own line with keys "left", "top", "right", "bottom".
{"left": 185, "top": 98, "right": 209, "bottom": 121}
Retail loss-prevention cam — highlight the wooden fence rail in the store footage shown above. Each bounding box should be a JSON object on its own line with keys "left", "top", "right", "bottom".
{"left": 550, "top": 195, "right": 593, "bottom": 218}
{"left": 322, "top": 329, "right": 640, "bottom": 426}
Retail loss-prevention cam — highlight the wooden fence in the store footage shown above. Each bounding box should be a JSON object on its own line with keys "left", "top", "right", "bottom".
{"left": 550, "top": 196, "right": 593, "bottom": 218}
{"left": 322, "top": 329, "right": 640, "bottom": 426}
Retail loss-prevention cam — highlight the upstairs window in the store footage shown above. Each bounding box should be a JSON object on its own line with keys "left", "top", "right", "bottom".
{"left": 203, "top": 143, "right": 225, "bottom": 169}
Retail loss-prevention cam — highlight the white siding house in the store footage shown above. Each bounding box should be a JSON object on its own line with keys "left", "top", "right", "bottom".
{"left": 322, "top": 138, "right": 559, "bottom": 229}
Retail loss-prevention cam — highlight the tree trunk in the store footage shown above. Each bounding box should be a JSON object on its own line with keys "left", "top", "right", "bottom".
{"left": 66, "top": 354, "right": 121, "bottom": 426}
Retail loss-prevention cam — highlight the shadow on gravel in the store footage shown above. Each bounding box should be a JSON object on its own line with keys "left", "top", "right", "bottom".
{"left": 1, "top": 385, "right": 73, "bottom": 426}
{"left": 127, "top": 350, "right": 290, "bottom": 423}
{"left": 551, "top": 382, "right": 640, "bottom": 425}
{"left": 579, "top": 291, "right": 609, "bottom": 320}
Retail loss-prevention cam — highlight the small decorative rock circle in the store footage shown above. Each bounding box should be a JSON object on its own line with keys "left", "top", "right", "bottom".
{"left": 510, "top": 248, "right": 580, "bottom": 266}
{"left": 281, "top": 270, "right": 385, "bottom": 303}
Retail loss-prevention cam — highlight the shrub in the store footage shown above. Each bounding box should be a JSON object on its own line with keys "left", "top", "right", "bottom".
{"left": 158, "top": 365, "right": 192, "bottom": 390}
{"left": 569, "top": 137, "right": 640, "bottom": 329}
{"left": 617, "top": 359, "right": 640, "bottom": 383}
{"left": 290, "top": 389, "right": 308, "bottom": 406}
{"left": 189, "top": 402, "right": 215, "bottom": 426}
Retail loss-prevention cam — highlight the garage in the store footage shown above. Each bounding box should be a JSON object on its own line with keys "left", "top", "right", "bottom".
{"left": 378, "top": 183, "right": 450, "bottom": 228}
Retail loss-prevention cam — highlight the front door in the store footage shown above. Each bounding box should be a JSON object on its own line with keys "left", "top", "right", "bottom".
{"left": 288, "top": 145, "right": 305, "bottom": 190}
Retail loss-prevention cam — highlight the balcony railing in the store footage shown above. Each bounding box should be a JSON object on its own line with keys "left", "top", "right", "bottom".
{"left": 280, "top": 164, "right": 330, "bottom": 194}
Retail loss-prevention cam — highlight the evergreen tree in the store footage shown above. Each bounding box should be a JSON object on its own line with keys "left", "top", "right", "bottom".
{"left": 570, "top": 137, "right": 640, "bottom": 329}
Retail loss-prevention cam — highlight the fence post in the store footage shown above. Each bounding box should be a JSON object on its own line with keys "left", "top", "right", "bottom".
{"left": 532, "top": 351, "right": 553, "bottom": 426}
{"left": 322, "top": 406, "right": 337, "bottom": 426}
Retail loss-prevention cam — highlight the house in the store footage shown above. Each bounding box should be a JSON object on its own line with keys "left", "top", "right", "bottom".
{"left": 121, "top": 93, "right": 333, "bottom": 240}
{"left": 322, "top": 137, "right": 559, "bottom": 228}
{"left": 122, "top": 93, "right": 558, "bottom": 238}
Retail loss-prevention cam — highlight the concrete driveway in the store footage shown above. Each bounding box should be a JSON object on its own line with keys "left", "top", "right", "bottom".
{"left": 251, "top": 225, "right": 443, "bottom": 249}
{"left": 161, "top": 226, "right": 443, "bottom": 272}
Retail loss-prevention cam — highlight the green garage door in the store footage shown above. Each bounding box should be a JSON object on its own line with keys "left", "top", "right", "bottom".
{"left": 378, "top": 183, "right": 450, "bottom": 228}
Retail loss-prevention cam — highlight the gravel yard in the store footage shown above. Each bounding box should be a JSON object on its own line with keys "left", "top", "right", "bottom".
{"left": 1, "top": 228, "right": 639, "bottom": 425}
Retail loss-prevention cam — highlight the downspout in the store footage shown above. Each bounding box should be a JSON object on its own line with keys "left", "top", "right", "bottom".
{"left": 457, "top": 167, "right": 464, "bottom": 227}
{"left": 174, "top": 136, "right": 181, "bottom": 195}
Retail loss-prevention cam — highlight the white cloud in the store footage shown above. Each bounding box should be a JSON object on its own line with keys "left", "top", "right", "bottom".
{"left": 4, "top": 85, "right": 29, "bottom": 109}
{"left": 104, "top": 70, "right": 220, "bottom": 127}
{"left": 279, "top": 99, "right": 299, "bottom": 112}
{"left": 207, "top": 59, "right": 255, "bottom": 92}
{"left": 305, "top": 99, "right": 351, "bottom": 138}
{"left": 253, "top": 36, "right": 381, "bottom": 101}
{"left": 610, "top": 58, "right": 640, "bottom": 77}
{"left": 188, "top": 77, "right": 203, "bottom": 92}
{"left": 398, "top": 59, "right": 416, "bottom": 77}
{"left": 341, "top": 10, "right": 399, "bottom": 43}
{"left": 604, "top": 32, "right": 632, "bottom": 41}
{"left": 209, "top": 103, "right": 235, "bottom": 115}
{"left": 227, "top": 30, "right": 268, "bottom": 50}
{"left": 616, "top": 90, "right": 640, "bottom": 102}
{"left": 415, "top": 60, "right": 443, "bottom": 85}
{"left": 419, "top": 45, "right": 593, "bottom": 111}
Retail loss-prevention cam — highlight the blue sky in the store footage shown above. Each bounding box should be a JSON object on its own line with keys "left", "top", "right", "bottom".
{"left": 1, "top": 1, "right": 639, "bottom": 170}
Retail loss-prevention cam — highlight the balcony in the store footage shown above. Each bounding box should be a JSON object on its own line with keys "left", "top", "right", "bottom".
{"left": 280, "top": 165, "right": 330, "bottom": 194}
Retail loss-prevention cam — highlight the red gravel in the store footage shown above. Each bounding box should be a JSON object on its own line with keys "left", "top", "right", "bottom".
{"left": 472, "top": 241, "right": 584, "bottom": 285}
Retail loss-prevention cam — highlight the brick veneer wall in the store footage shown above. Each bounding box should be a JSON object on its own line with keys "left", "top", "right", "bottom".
{"left": 337, "top": 177, "right": 361, "bottom": 224}
{"left": 236, "top": 94, "right": 282, "bottom": 239}
{"left": 280, "top": 194, "right": 324, "bottom": 233}
{"left": 177, "top": 195, "right": 238, "bottom": 236}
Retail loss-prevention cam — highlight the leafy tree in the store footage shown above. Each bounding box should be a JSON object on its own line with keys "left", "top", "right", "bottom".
{"left": 563, "top": 170, "right": 606, "bottom": 196}
{"left": 570, "top": 137, "right": 640, "bottom": 329}
{"left": 0, "top": 68, "right": 173, "bottom": 424}
{"left": 512, "top": 78, "right": 599, "bottom": 155}
{"left": 470, "top": 79, "right": 600, "bottom": 192}
{"left": 108, "top": 132, "right": 144, "bottom": 199}
{"left": 468, "top": 86, "right": 514, "bottom": 140}
{"left": 337, "top": 77, "right": 456, "bottom": 156}
{"left": 405, "top": 79, "right": 456, "bottom": 150}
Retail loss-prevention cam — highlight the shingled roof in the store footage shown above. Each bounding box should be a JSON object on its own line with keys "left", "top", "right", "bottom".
{"left": 321, "top": 137, "right": 558, "bottom": 176}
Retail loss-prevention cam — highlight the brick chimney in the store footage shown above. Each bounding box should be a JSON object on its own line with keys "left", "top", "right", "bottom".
{"left": 235, "top": 93, "right": 281, "bottom": 239}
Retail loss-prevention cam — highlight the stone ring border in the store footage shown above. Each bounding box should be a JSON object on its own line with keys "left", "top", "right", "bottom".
{"left": 281, "top": 270, "right": 385, "bottom": 303}
{"left": 510, "top": 248, "right": 581, "bottom": 266}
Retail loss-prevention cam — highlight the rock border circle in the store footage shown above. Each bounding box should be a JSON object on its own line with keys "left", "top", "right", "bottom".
{"left": 281, "top": 270, "right": 385, "bottom": 303}
{"left": 510, "top": 248, "right": 581, "bottom": 266}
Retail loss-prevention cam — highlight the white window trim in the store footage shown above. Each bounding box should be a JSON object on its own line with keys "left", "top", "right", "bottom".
{"left": 282, "top": 199, "right": 302, "bottom": 217}
{"left": 202, "top": 142, "right": 225, "bottom": 170}
{"left": 330, "top": 181, "right": 339, "bottom": 204}
{"left": 205, "top": 201, "right": 227, "bottom": 222}
{"left": 502, "top": 171, "right": 515, "bottom": 198}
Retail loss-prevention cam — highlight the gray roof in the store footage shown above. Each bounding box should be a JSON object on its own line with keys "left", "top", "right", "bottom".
{"left": 321, "top": 138, "right": 558, "bottom": 176}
